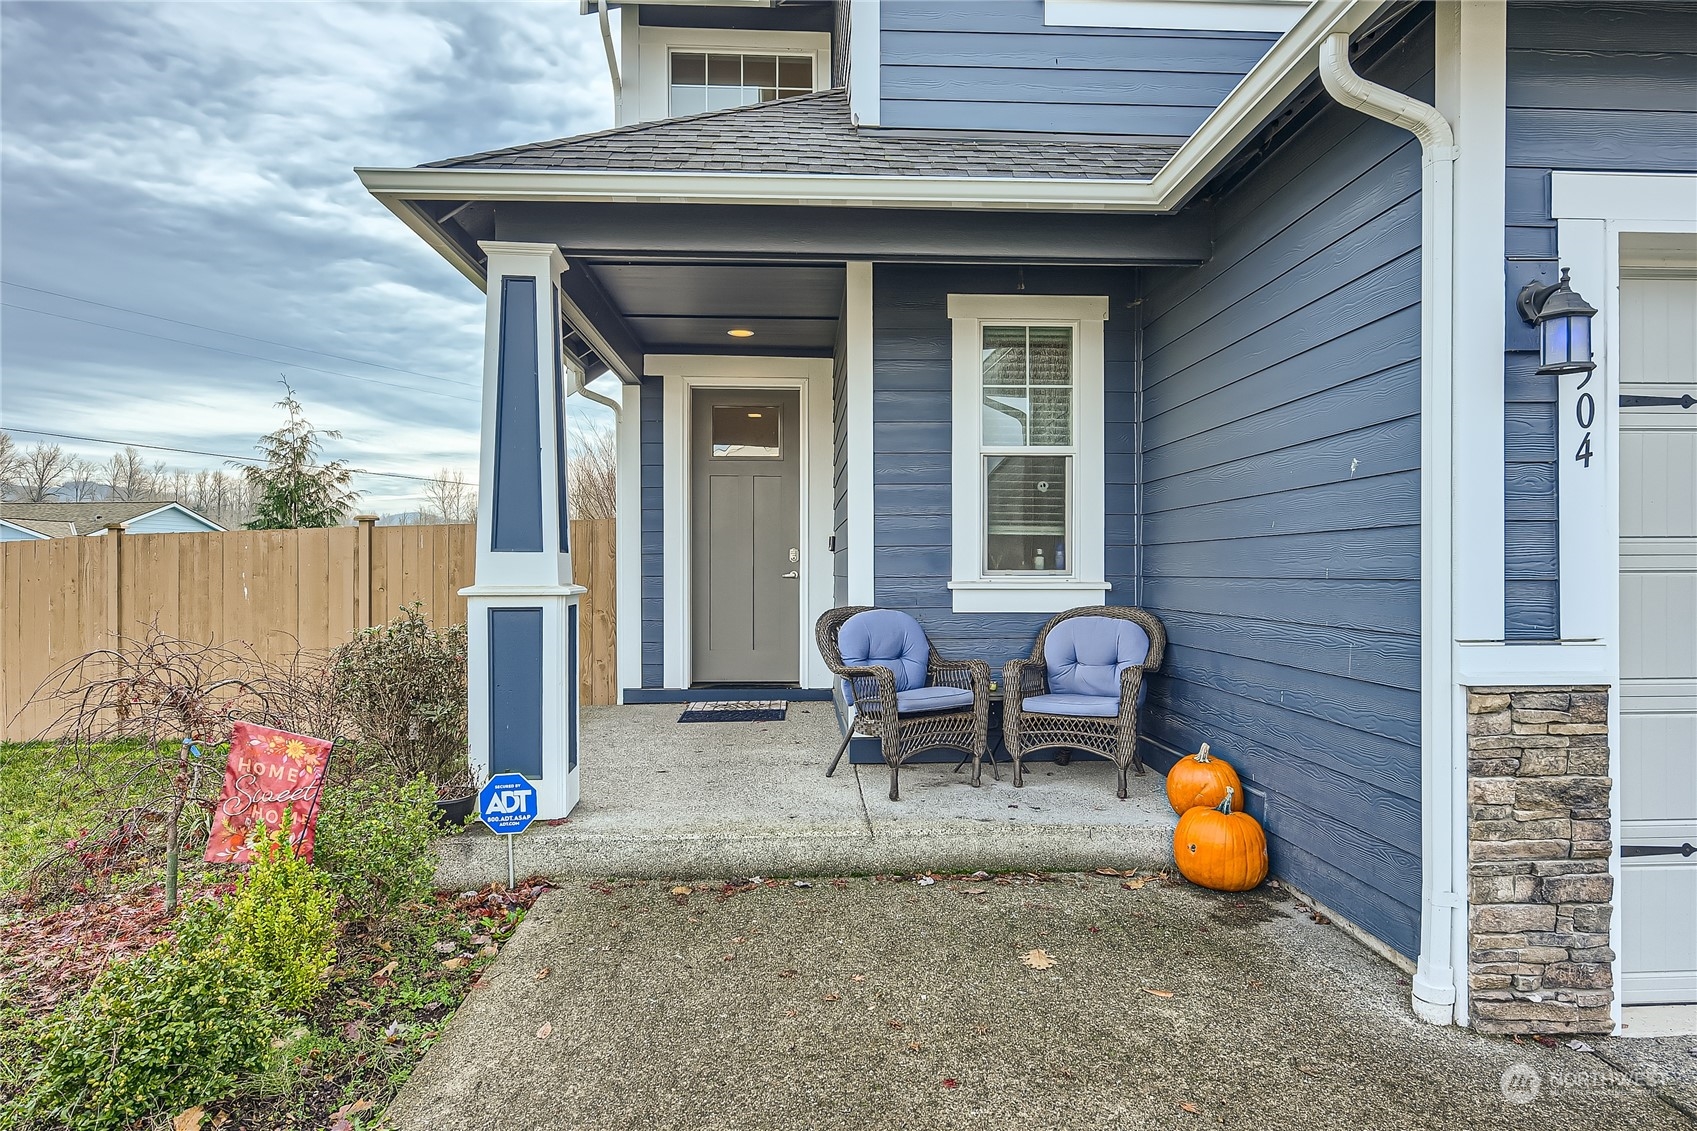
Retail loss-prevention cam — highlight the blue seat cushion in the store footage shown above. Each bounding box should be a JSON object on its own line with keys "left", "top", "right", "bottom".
{"left": 894, "top": 685, "right": 974, "bottom": 714}
{"left": 1044, "top": 616, "right": 1151, "bottom": 698}
{"left": 1021, "top": 692, "right": 1121, "bottom": 718}
{"left": 838, "top": 609, "right": 931, "bottom": 700}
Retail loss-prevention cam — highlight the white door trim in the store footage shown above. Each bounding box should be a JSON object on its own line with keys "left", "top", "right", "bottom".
{"left": 614, "top": 380, "right": 643, "bottom": 700}
{"left": 1549, "top": 170, "right": 1697, "bottom": 1033}
{"left": 649, "top": 354, "right": 835, "bottom": 690}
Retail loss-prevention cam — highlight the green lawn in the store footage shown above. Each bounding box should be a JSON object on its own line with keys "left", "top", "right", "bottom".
{"left": 0, "top": 742, "right": 152, "bottom": 896}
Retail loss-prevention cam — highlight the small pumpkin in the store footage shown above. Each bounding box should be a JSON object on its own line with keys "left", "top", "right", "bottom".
{"left": 1164, "top": 743, "right": 1242, "bottom": 815}
{"left": 1173, "top": 787, "right": 1268, "bottom": 892}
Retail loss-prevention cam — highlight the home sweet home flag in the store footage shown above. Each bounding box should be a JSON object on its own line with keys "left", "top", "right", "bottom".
{"left": 204, "top": 721, "right": 333, "bottom": 864}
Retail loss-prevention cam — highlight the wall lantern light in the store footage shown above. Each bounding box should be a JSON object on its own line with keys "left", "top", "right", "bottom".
{"left": 1517, "top": 267, "right": 1596, "bottom": 376}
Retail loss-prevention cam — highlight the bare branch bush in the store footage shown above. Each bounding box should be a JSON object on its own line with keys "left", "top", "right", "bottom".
{"left": 567, "top": 426, "right": 617, "bottom": 519}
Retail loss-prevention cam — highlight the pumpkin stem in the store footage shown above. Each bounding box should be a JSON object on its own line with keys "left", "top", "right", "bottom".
{"left": 1217, "top": 785, "right": 1235, "bottom": 815}
{"left": 1195, "top": 743, "right": 1211, "bottom": 762}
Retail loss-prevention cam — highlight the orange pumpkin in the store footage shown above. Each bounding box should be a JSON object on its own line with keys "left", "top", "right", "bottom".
{"left": 1173, "top": 787, "right": 1268, "bottom": 892}
{"left": 1164, "top": 743, "right": 1242, "bottom": 815}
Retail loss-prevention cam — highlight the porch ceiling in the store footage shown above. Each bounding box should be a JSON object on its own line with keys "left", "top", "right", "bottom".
{"left": 586, "top": 261, "right": 844, "bottom": 355}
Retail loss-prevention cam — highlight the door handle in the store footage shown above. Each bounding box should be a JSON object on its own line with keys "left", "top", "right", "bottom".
{"left": 781, "top": 570, "right": 799, "bottom": 579}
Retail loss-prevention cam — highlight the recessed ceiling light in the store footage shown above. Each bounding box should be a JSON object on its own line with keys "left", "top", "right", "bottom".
{"left": 726, "top": 328, "right": 754, "bottom": 338}
{"left": 747, "top": 412, "right": 763, "bottom": 419}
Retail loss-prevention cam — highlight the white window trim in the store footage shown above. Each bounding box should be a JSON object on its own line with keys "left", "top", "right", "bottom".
{"left": 947, "top": 294, "right": 1109, "bottom": 614}
{"left": 633, "top": 26, "right": 829, "bottom": 126}
{"left": 1045, "top": 0, "right": 1306, "bottom": 34}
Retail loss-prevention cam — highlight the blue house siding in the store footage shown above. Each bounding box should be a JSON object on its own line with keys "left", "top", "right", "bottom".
{"left": 1502, "top": 1, "right": 1697, "bottom": 639}
{"left": 879, "top": 0, "right": 1277, "bottom": 137}
{"left": 871, "top": 264, "right": 1139, "bottom": 670}
{"left": 1137, "top": 20, "right": 1431, "bottom": 958}
{"left": 640, "top": 377, "right": 664, "bottom": 688}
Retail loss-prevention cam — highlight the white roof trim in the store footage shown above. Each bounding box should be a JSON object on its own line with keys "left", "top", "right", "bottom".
{"left": 359, "top": 0, "right": 1377, "bottom": 283}
{"left": 0, "top": 518, "right": 48, "bottom": 540}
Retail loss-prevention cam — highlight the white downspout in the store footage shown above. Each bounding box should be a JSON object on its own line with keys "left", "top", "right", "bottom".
{"left": 572, "top": 366, "right": 623, "bottom": 419}
{"left": 597, "top": 0, "right": 622, "bottom": 116}
{"left": 1319, "top": 32, "right": 1463, "bottom": 1027}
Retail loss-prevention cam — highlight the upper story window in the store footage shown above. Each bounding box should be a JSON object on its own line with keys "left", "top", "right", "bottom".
{"left": 669, "top": 52, "right": 814, "bottom": 116}
{"left": 947, "top": 295, "right": 1110, "bottom": 614}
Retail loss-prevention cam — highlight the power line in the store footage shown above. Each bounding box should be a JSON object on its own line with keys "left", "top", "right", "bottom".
{"left": 1, "top": 279, "right": 477, "bottom": 390}
{"left": 1, "top": 302, "right": 480, "bottom": 404}
{"left": 4, "top": 427, "right": 472, "bottom": 487}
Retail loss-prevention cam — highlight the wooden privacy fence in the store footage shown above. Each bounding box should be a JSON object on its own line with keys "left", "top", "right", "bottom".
{"left": 0, "top": 517, "right": 617, "bottom": 741}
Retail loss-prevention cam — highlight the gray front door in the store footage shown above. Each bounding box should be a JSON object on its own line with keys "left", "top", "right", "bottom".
{"left": 690, "top": 388, "right": 801, "bottom": 684}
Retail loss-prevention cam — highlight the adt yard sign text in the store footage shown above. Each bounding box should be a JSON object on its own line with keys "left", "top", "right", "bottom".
{"left": 480, "top": 773, "right": 538, "bottom": 835}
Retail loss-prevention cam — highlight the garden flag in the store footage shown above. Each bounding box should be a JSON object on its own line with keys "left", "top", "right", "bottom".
{"left": 204, "top": 722, "right": 332, "bottom": 864}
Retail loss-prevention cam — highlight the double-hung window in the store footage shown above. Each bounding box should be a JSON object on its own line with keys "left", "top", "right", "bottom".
{"left": 669, "top": 51, "right": 814, "bottom": 116}
{"left": 947, "top": 295, "right": 1109, "bottom": 613}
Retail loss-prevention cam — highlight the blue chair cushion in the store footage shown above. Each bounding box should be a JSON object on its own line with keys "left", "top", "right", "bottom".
{"left": 894, "top": 685, "right": 974, "bottom": 714}
{"left": 837, "top": 609, "right": 931, "bottom": 699}
{"left": 1044, "top": 616, "right": 1151, "bottom": 698}
{"left": 1022, "top": 692, "right": 1121, "bottom": 718}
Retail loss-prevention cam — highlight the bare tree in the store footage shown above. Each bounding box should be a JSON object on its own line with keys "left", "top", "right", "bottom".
{"left": 421, "top": 467, "right": 475, "bottom": 524}
{"left": 103, "top": 446, "right": 156, "bottom": 501}
{"left": 63, "top": 458, "right": 101, "bottom": 501}
{"left": 15, "top": 441, "right": 76, "bottom": 501}
{"left": 567, "top": 427, "right": 616, "bottom": 519}
{"left": 0, "top": 431, "right": 22, "bottom": 499}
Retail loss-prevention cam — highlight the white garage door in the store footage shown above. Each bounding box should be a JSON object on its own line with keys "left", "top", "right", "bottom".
{"left": 1618, "top": 266, "right": 1697, "bottom": 1007}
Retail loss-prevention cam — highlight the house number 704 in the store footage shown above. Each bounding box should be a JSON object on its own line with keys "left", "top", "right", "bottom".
{"left": 1573, "top": 371, "right": 1595, "bottom": 468}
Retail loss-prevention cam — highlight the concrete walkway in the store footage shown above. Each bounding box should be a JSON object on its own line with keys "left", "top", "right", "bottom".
{"left": 435, "top": 705, "right": 1176, "bottom": 889}
{"left": 386, "top": 873, "right": 1693, "bottom": 1131}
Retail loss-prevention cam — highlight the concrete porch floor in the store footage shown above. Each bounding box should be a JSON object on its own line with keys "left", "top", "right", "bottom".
{"left": 435, "top": 704, "right": 1177, "bottom": 889}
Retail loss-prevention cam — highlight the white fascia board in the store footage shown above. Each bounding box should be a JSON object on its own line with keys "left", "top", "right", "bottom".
{"left": 1046, "top": 0, "right": 1307, "bottom": 34}
{"left": 354, "top": 0, "right": 1379, "bottom": 219}
{"left": 0, "top": 519, "right": 47, "bottom": 540}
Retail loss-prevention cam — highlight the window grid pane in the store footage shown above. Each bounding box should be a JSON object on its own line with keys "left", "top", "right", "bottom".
{"left": 984, "top": 455, "right": 1069, "bottom": 573}
{"left": 670, "top": 52, "right": 813, "bottom": 117}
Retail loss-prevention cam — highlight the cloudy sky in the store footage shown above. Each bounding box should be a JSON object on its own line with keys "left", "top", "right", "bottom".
{"left": 1, "top": 0, "right": 619, "bottom": 515}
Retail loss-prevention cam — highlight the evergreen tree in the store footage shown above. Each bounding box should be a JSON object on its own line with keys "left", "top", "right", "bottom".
{"left": 240, "top": 385, "right": 357, "bottom": 529}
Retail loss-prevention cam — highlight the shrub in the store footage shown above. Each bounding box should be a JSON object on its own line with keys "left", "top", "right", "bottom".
{"left": 222, "top": 832, "right": 337, "bottom": 1012}
{"left": 21, "top": 935, "right": 278, "bottom": 1131}
{"left": 330, "top": 604, "right": 469, "bottom": 792}
{"left": 311, "top": 772, "right": 441, "bottom": 923}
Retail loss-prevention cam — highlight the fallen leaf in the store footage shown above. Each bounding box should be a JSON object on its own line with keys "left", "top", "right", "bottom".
{"left": 347, "top": 998, "right": 375, "bottom": 1010}
{"left": 822, "top": 993, "right": 842, "bottom": 1002}
{"left": 536, "top": 1022, "right": 553, "bottom": 1039}
{"left": 917, "top": 876, "right": 936, "bottom": 886}
{"left": 1095, "top": 867, "right": 1122, "bottom": 876}
{"left": 173, "top": 1106, "right": 205, "bottom": 1131}
{"left": 1121, "top": 878, "right": 1149, "bottom": 890}
{"left": 671, "top": 886, "right": 692, "bottom": 896}
{"left": 536, "top": 966, "right": 552, "bottom": 980}
{"left": 887, "top": 1018, "right": 905, "bottom": 1030}
{"left": 373, "top": 960, "right": 398, "bottom": 981}
{"left": 941, "top": 1078, "right": 959, "bottom": 1089}
{"left": 963, "top": 887, "right": 988, "bottom": 895}
{"left": 908, "top": 1041, "right": 923, "bottom": 1052}
{"left": 469, "top": 934, "right": 493, "bottom": 946}
{"left": 1296, "top": 1064, "right": 1321, "bottom": 1076}
{"left": 441, "top": 957, "right": 468, "bottom": 970}
{"left": 373, "top": 940, "right": 394, "bottom": 953}
{"left": 777, "top": 968, "right": 799, "bottom": 979}
{"left": 1179, "top": 1102, "right": 1199, "bottom": 1114}
{"left": 851, "top": 974, "right": 865, "bottom": 983}
{"left": 478, "top": 944, "right": 499, "bottom": 958}
{"left": 433, "top": 941, "right": 457, "bottom": 955}
{"left": 1021, "top": 949, "right": 1056, "bottom": 970}
{"left": 783, "top": 1008, "right": 798, "bottom": 1018}
{"left": 1143, "top": 988, "right": 1175, "bottom": 998}
{"left": 328, "top": 1098, "right": 374, "bottom": 1131}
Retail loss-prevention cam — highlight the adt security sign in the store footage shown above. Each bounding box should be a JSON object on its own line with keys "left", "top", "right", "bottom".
{"left": 479, "top": 773, "right": 538, "bottom": 887}
{"left": 479, "top": 773, "right": 538, "bottom": 835}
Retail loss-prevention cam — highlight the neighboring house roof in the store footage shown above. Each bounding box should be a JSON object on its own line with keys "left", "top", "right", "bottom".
{"left": 0, "top": 501, "right": 223, "bottom": 537}
{"left": 425, "top": 90, "right": 1178, "bottom": 181}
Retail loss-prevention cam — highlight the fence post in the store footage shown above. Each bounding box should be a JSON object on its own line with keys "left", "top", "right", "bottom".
{"left": 104, "top": 522, "right": 125, "bottom": 650}
{"left": 355, "top": 514, "right": 379, "bottom": 630}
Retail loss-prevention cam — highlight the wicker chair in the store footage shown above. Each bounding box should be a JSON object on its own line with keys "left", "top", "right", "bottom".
{"left": 816, "top": 606, "right": 992, "bottom": 801}
{"left": 1002, "top": 606, "right": 1166, "bottom": 800}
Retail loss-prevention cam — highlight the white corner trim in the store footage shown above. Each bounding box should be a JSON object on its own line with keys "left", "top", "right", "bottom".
{"left": 655, "top": 355, "right": 835, "bottom": 690}
{"left": 634, "top": 24, "right": 829, "bottom": 125}
{"left": 845, "top": 261, "right": 875, "bottom": 605}
{"left": 1552, "top": 172, "right": 1697, "bottom": 223}
{"left": 848, "top": 0, "right": 880, "bottom": 127}
{"left": 615, "top": 380, "right": 643, "bottom": 701}
{"left": 947, "top": 293, "right": 1107, "bottom": 615}
{"left": 1045, "top": 0, "right": 1306, "bottom": 34}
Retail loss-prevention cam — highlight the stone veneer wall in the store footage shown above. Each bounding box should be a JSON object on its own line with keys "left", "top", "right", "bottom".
{"left": 1466, "top": 686, "right": 1614, "bottom": 1035}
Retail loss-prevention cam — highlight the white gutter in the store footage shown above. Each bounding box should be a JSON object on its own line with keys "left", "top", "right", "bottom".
{"left": 356, "top": 1, "right": 1377, "bottom": 217}
{"left": 1319, "top": 31, "right": 1463, "bottom": 1029}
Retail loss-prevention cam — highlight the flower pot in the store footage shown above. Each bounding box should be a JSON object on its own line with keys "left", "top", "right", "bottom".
{"left": 434, "top": 792, "right": 476, "bottom": 828}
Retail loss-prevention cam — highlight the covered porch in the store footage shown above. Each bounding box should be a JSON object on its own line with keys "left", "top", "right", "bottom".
{"left": 434, "top": 703, "right": 1175, "bottom": 891}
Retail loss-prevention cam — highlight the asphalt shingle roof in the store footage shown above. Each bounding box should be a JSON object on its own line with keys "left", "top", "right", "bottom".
{"left": 425, "top": 90, "right": 1175, "bottom": 180}
{"left": 0, "top": 501, "right": 191, "bottom": 535}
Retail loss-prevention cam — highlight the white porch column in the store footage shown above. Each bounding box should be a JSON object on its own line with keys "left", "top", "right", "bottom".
{"left": 464, "top": 241, "right": 583, "bottom": 820}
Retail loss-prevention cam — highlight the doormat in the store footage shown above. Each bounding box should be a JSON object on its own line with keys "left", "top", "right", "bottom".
{"left": 678, "top": 700, "right": 788, "bottom": 723}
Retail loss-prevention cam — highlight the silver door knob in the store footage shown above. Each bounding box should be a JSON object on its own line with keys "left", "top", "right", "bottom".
{"left": 781, "top": 570, "right": 799, "bottom": 579}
